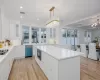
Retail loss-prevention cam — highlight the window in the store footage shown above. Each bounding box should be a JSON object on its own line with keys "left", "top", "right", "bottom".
{"left": 41, "top": 28, "right": 46, "bottom": 43}
{"left": 49, "top": 28, "right": 56, "bottom": 38}
{"left": 21, "top": 26, "right": 57, "bottom": 44}
{"left": 84, "top": 31, "right": 91, "bottom": 43}
{"left": 61, "top": 28, "right": 67, "bottom": 44}
{"left": 22, "top": 26, "right": 29, "bottom": 43}
{"left": 74, "top": 30, "right": 78, "bottom": 45}
{"left": 31, "top": 28, "right": 39, "bottom": 43}
{"left": 61, "top": 29, "right": 79, "bottom": 45}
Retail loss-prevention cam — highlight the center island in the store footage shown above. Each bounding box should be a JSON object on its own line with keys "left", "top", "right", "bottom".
{"left": 34, "top": 45, "right": 83, "bottom": 80}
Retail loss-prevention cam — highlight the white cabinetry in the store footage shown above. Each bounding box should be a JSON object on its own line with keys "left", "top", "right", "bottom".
{"left": 0, "top": 52, "right": 14, "bottom": 80}
{"left": 0, "top": 45, "right": 25, "bottom": 79}
{"left": 35, "top": 50, "right": 58, "bottom": 80}
{"left": 0, "top": 59, "right": 11, "bottom": 80}
{"left": 13, "top": 45, "right": 25, "bottom": 59}
{"left": 35, "top": 47, "right": 80, "bottom": 80}
{"left": 0, "top": 6, "right": 20, "bottom": 40}
{"left": 9, "top": 21, "right": 20, "bottom": 40}
{"left": 42, "top": 52, "right": 58, "bottom": 80}
{"left": 0, "top": 8, "right": 2, "bottom": 40}
{"left": 1, "top": 7, "right": 10, "bottom": 40}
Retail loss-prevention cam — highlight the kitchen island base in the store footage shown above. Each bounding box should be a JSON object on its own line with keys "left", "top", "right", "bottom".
{"left": 34, "top": 46, "right": 81, "bottom": 80}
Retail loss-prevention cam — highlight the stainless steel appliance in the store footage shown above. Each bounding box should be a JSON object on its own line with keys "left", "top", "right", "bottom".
{"left": 37, "top": 49, "right": 41, "bottom": 60}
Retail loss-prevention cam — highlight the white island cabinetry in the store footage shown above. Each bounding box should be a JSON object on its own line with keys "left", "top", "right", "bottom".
{"left": 36, "top": 51, "right": 58, "bottom": 80}
{"left": 35, "top": 45, "right": 82, "bottom": 80}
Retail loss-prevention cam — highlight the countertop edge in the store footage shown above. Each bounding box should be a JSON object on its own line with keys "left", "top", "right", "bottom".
{"left": 35, "top": 46, "right": 83, "bottom": 60}
{"left": 0, "top": 46, "right": 14, "bottom": 63}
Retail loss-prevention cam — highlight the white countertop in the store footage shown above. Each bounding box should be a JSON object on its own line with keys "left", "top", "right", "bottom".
{"left": 36, "top": 45, "right": 83, "bottom": 60}
{"left": 0, "top": 46, "right": 13, "bottom": 63}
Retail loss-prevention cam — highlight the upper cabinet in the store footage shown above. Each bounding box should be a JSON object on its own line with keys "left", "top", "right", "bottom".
{"left": 0, "top": 8, "right": 2, "bottom": 40}
{"left": 22, "top": 25, "right": 30, "bottom": 44}
{"left": 9, "top": 21, "right": 20, "bottom": 40}
{"left": 0, "top": 6, "right": 10, "bottom": 40}
{"left": 0, "top": 6, "right": 20, "bottom": 40}
{"left": 1, "top": 6, "right": 9, "bottom": 40}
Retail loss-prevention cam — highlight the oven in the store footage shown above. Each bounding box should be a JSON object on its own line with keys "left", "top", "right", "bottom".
{"left": 37, "top": 49, "right": 42, "bottom": 60}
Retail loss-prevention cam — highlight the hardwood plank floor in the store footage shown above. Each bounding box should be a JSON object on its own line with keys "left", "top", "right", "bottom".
{"left": 9, "top": 57, "right": 100, "bottom": 80}
{"left": 8, "top": 57, "right": 48, "bottom": 80}
{"left": 81, "top": 57, "right": 100, "bottom": 80}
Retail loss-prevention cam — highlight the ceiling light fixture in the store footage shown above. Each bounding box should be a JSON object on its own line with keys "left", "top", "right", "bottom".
{"left": 91, "top": 19, "right": 100, "bottom": 28}
{"left": 37, "top": 18, "right": 39, "bottom": 20}
{"left": 20, "top": 16, "right": 23, "bottom": 19}
{"left": 20, "top": 6, "right": 23, "bottom": 9}
{"left": 46, "top": 6, "right": 59, "bottom": 28}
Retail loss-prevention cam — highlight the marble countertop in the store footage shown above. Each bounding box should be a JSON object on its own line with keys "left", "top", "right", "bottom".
{"left": 35, "top": 45, "right": 83, "bottom": 60}
{"left": 0, "top": 46, "right": 13, "bottom": 63}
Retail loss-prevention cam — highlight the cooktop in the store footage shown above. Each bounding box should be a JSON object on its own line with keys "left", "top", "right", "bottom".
{"left": 0, "top": 49, "right": 9, "bottom": 55}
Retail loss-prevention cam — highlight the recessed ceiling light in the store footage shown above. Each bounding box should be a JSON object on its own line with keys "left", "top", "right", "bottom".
{"left": 20, "top": 6, "right": 23, "bottom": 9}
{"left": 37, "top": 18, "right": 39, "bottom": 20}
{"left": 20, "top": 16, "right": 23, "bottom": 18}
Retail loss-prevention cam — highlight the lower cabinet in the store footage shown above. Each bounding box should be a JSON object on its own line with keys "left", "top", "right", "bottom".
{"left": 35, "top": 51, "right": 58, "bottom": 80}
{"left": 35, "top": 49, "right": 80, "bottom": 80}
{"left": 0, "top": 45, "right": 25, "bottom": 79}
{"left": 25, "top": 45, "right": 32, "bottom": 57}
{"left": 0, "top": 59, "right": 13, "bottom": 80}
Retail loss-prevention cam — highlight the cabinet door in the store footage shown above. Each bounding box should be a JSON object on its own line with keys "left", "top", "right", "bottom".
{"left": 4, "top": 61, "right": 10, "bottom": 80}
{"left": 25, "top": 45, "right": 32, "bottom": 57}
{"left": 0, "top": 53, "right": 13, "bottom": 80}
{"left": 41, "top": 52, "right": 48, "bottom": 75}
{"left": 42, "top": 52, "right": 58, "bottom": 80}
{"left": 46, "top": 55, "right": 58, "bottom": 80}
{"left": 10, "top": 23, "right": 20, "bottom": 40}
{"left": 0, "top": 9, "right": 2, "bottom": 40}
{"left": 0, "top": 59, "right": 9, "bottom": 80}
{"left": 0, "top": 62, "right": 4, "bottom": 79}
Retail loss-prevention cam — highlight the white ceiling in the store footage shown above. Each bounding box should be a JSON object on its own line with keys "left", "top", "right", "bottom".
{"left": 0, "top": 0, "right": 4, "bottom": 7}
{"left": 2, "top": 0, "right": 100, "bottom": 27}
{"left": 66, "top": 14, "right": 100, "bottom": 29}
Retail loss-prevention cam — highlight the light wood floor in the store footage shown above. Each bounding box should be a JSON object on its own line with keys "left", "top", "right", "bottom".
{"left": 8, "top": 57, "right": 48, "bottom": 80}
{"left": 9, "top": 57, "right": 100, "bottom": 80}
{"left": 81, "top": 57, "right": 100, "bottom": 80}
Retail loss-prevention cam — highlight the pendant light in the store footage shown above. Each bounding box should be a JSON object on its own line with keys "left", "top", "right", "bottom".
{"left": 46, "top": 6, "right": 59, "bottom": 28}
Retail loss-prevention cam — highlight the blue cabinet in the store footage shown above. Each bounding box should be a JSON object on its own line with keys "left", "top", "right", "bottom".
{"left": 25, "top": 45, "right": 33, "bottom": 58}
